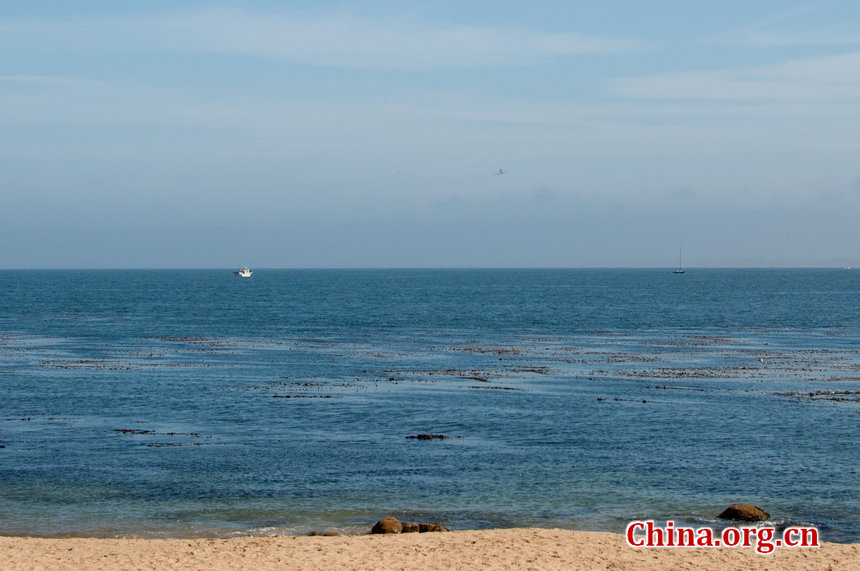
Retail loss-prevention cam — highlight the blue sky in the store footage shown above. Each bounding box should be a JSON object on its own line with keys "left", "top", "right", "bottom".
{"left": 2, "top": 1, "right": 859, "bottom": 268}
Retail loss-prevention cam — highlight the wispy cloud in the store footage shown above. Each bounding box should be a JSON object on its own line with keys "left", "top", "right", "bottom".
{"left": 1, "top": 8, "right": 642, "bottom": 70}
{"left": 716, "top": 30, "right": 860, "bottom": 48}
{"left": 709, "top": 0, "right": 860, "bottom": 47}
{"left": 608, "top": 52, "right": 860, "bottom": 102}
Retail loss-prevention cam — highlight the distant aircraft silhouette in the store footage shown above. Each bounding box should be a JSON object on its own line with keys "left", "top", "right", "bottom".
{"left": 494, "top": 168, "right": 505, "bottom": 175}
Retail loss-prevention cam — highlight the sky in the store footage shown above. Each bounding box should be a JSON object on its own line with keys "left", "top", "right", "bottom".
{"left": 2, "top": 0, "right": 860, "bottom": 268}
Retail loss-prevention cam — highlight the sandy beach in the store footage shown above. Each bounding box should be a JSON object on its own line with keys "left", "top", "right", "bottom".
{"left": 1, "top": 528, "right": 856, "bottom": 570}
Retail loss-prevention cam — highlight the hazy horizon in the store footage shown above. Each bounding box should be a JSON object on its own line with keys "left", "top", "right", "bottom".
{"left": 3, "top": 1, "right": 859, "bottom": 269}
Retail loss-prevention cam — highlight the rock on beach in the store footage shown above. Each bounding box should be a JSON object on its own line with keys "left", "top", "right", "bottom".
{"left": 371, "top": 518, "right": 403, "bottom": 534}
{"left": 717, "top": 504, "right": 770, "bottom": 522}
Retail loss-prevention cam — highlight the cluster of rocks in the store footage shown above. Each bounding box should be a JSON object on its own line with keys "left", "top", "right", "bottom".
{"left": 371, "top": 517, "right": 448, "bottom": 534}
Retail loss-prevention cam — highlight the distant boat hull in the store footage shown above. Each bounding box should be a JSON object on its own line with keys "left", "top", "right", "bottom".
{"left": 235, "top": 268, "right": 253, "bottom": 278}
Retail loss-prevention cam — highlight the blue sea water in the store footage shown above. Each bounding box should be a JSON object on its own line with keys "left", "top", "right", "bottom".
{"left": 0, "top": 269, "right": 858, "bottom": 541}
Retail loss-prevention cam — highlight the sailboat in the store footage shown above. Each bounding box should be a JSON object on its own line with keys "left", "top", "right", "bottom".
{"left": 673, "top": 247, "right": 685, "bottom": 274}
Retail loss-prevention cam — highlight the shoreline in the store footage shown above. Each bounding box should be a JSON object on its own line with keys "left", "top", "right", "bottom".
{"left": 2, "top": 528, "right": 857, "bottom": 570}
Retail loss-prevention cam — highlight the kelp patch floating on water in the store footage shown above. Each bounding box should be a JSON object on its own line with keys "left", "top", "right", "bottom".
{"left": 773, "top": 390, "right": 860, "bottom": 402}
{"left": 112, "top": 428, "right": 222, "bottom": 447}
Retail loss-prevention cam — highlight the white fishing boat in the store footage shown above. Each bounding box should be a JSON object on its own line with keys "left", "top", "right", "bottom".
{"left": 673, "top": 248, "right": 685, "bottom": 274}
{"left": 235, "top": 267, "right": 253, "bottom": 278}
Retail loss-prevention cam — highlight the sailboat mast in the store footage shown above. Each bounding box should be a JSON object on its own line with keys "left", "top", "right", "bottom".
{"left": 673, "top": 247, "right": 686, "bottom": 274}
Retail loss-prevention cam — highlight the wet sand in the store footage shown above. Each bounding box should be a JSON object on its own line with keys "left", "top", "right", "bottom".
{"left": 1, "top": 528, "right": 857, "bottom": 570}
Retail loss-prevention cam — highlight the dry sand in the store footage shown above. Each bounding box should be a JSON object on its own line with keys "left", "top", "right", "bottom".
{"left": 1, "top": 528, "right": 857, "bottom": 570}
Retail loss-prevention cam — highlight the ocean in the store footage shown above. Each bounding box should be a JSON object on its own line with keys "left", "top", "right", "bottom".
{"left": 0, "top": 269, "right": 857, "bottom": 541}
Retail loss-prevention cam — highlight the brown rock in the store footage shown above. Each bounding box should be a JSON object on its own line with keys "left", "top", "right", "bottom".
{"left": 418, "top": 523, "right": 448, "bottom": 532}
{"left": 322, "top": 531, "right": 339, "bottom": 537}
{"left": 401, "top": 522, "right": 420, "bottom": 533}
{"left": 717, "top": 504, "right": 770, "bottom": 522}
{"left": 371, "top": 517, "right": 403, "bottom": 534}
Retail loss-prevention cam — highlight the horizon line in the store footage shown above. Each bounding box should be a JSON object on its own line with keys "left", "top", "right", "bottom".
{"left": 1, "top": 266, "right": 855, "bottom": 271}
